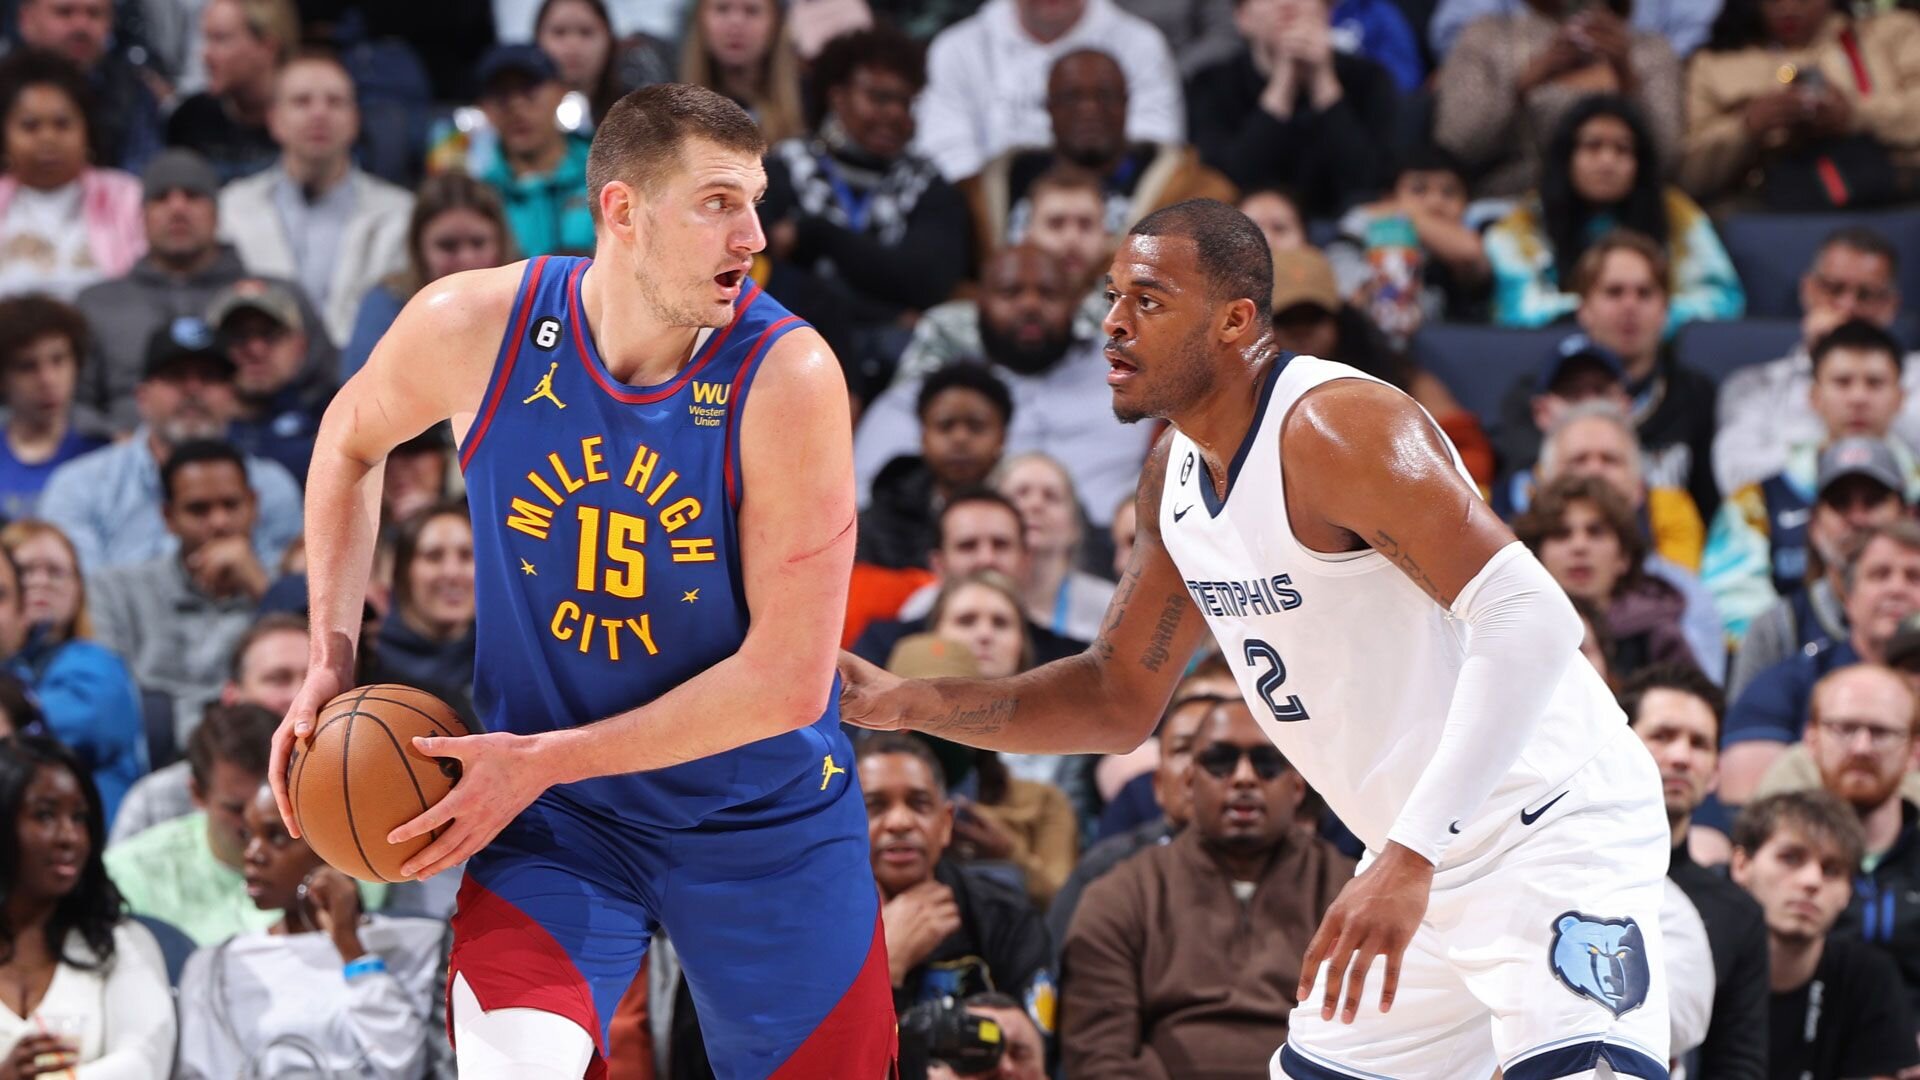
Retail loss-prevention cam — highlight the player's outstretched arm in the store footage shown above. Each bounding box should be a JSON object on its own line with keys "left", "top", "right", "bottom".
{"left": 1282, "top": 378, "right": 1586, "bottom": 1025}
{"left": 839, "top": 431, "right": 1210, "bottom": 755}
{"left": 269, "top": 268, "right": 517, "bottom": 836}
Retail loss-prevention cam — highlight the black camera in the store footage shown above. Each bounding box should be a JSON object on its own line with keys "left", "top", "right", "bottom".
{"left": 897, "top": 997, "right": 1006, "bottom": 1078}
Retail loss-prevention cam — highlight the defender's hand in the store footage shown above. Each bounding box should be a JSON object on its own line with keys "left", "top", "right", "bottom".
{"left": 271, "top": 661, "right": 351, "bottom": 838}
{"left": 838, "top": 650, "right": 912, "bottom": 732}
{"left": 388, "top": 731, "right": 549, "bottom": 879}
{"left": 1297, "top": 842, "right": 1433, "bottom": 1023}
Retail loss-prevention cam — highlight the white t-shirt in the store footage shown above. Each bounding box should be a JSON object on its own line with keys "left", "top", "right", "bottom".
{"left": 0, "top": 182, "right": 102, "bottom": 301}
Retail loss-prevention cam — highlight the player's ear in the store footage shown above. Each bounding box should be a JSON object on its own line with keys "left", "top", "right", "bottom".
{"left": 598, "top": 180, "right": 638, "bottom": 238}
{"left": 1218, "top": 297, "right": 1259, "bottom": 344}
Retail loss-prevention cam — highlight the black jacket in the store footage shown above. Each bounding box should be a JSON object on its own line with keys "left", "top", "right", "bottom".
{"left": 1494, "top": 347, "right": 1721, "bottom": 521}
{"left": 1834, "top": 799, "right": 1920, "bottom": 1031}
{"left": 857, "top": 455, "right": 943, "bottom": 571}
{"left": 1186, "top": 48, "right": 1398, "bottom": 219}
{"left": 1669, "top": 843, "right": 1769, "bottom": 1079}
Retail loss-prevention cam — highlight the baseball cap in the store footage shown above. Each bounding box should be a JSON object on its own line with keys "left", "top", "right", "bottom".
{"left": 1538, "top": 334, "right": 1627, "bottom": 395}
{"left": 141, "top": 148, "right": 218, "bottom": 202}
{"left": 475, "top": 44, "right": 558, "bottom": 92}
{"left": 142, "top": 317, "right": 234, "bottom": 379}
{"left": 206, "top": 279, "right": 303, "bottom": 335}
{"left": 1815, "top": 437, "right": 1905, "bottom": 500}
{"left": 885, "top": 634, "right": 980, "bottom": 679}
{"left": 1270, "top": 248, "right": 1340, "bottom": 315}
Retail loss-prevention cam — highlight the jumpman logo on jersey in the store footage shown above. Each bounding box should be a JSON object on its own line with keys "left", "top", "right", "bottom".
{"left": 820, "top": 755, "right": 845, "bottom": 790}
{"left": 523, "top": 362, "right": 567, "bottom": 409}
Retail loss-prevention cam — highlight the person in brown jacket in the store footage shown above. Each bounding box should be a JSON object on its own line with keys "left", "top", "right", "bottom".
{"left": 960, "top": 49, "right": 1235, "bottom": 273}
{"left": 1680, "top": 0, "right": 1920, "bottom": 210}
{"left": 1058, "top": 699, "right": 1354, "bottom": 1079}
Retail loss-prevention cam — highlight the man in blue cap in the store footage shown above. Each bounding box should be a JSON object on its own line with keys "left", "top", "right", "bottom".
{"left": 474, "top": 44, "right": 594, "bottom": 257}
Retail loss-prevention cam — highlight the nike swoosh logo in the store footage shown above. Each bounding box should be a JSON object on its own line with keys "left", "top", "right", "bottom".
{"left": 1173, "top": 505, "right": 1192, "bottom": 521}
{"left": 1448, "top": 821, "right": 1461, "bottom": 835}
{"left": 1519, "top": 790, "right": 1570, "bottom": 826}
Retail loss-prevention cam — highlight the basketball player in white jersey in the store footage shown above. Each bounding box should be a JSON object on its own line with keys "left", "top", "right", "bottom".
{"left": 840, "top": 199, "right": 1672, "bottom": 1080}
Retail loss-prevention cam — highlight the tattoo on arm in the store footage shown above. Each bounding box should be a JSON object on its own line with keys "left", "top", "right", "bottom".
{"left": 1372, "top": 530, "right": 1448, "bottom": 605}
{"left": 926, "top": 696, "right": 1019, "bottom": 739}
{"left": 1140, "top": 593, "right": 1184, "bottom": 673}
{"left": 1093, "top": 563, "right": 1141, "bottom": 666}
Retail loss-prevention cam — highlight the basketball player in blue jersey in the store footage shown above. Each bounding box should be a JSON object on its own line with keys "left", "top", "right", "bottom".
{"left": 842, "top": 199, "right": 1674, "bottom": 1080}
{"left": 265, "top": 85, "right": 895, "bottom": 1079}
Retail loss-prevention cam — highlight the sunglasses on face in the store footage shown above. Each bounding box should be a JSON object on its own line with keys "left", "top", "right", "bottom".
{"left": 1193, "top": 743, "right": 1289, "bottom": 780}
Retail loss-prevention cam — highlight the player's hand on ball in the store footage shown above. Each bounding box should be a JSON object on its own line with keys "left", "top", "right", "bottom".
{"left": 837, "top": 650, "right": 909, "bottom": 731}
{"left": 270, "top": 659, "right": 352, "bottom": 838}
{"left": 388, "top": 730, "right": 548, "bottom": 880}
{"left": 1297, "top": 842, "right": 1433, "bottom": 1024}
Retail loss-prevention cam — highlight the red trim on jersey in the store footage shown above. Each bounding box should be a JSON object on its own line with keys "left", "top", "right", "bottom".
{"left": 722, "top": 315, "right": 802, "bottom": 509}
{"left": 459, "top": 256, "right": 549, "bottom": 472}
{"left": 569, "top": 259, "right": 760, "bottom": 404}
{"left": 1839, "top": 28, "right": 1872, "bottom": 95}
{"left": 445, "top": 875, "right": 609, "bottom": 1078}
{"left": 766, "top": 905, "right": 899, "bottom": 1079}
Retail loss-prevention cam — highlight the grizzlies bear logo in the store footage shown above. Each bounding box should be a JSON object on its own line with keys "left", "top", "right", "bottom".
{"left": 1548, "top": 911, "right": 1650, "bottom": 1018}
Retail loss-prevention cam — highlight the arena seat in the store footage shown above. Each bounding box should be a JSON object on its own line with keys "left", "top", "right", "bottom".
{"left": 1672, "top": 319, "right": 1802, "bottom": 384}
{"left": 1409, "top": 323, "right": 1568, "bottom": 430}
{"left": 1717, "top": 208, "right": 1920, "bottom": 319}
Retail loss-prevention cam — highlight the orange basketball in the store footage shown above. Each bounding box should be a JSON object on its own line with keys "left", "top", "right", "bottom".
{"left": 287, "top": 684, "right": 469, "bottom": 883}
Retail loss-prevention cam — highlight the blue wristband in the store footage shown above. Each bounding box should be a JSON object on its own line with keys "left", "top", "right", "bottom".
{"left": 343, "top": 956, "right": 388, "bottom": 981}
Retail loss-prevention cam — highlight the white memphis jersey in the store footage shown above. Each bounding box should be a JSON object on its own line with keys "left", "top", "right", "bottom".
{"left": 1158, "top": 355, "right": 1626, "bottom": 859}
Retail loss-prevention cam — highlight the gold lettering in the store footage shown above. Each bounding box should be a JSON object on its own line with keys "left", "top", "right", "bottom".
{"left": 549, "top": 452, "right": 585, "bottom": 495}
{"left": 624, "top": 446, "right": 659, "bottom": 493}
{"left": 671, "top": 538, "right": 717, "bottom": 563}
{"left": 528, "top": 471, "right": 564, "bottom": 506}
{"left": 602, "top": 618, "right": 623, "bottom": 661}
{"left": 506, "top": 498, "right": 555, "bottom": 541}
{"left": 646, "top": 471, "right": 681, "bottom": 507}
{"left": 550, "top": 600, "right": 580, "bottom": 641}
{"left": 580, "top": 436, "right": 608, "bottom": 483}
{"left": 660, "top": 497, "right": 701, "bottom": 533}
{"left": 627, "top": 615, "right": 658, "bottom": 656}
{"left": 579, "top": 613, "right": 598, "bottom": 654}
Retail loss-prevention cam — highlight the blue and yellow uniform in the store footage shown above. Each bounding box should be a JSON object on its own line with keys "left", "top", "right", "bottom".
{"left": 447, "top": 255, "right": 894, "bottom": 1079}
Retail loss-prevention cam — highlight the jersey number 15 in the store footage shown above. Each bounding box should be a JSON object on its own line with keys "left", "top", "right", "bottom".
{"left": 576, "top": 505, "right": 646, "bottom": 598}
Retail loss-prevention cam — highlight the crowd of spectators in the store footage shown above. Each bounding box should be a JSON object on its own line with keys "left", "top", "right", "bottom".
{"left": 0, "top": 0, "right": 1918, "bottom": 1076}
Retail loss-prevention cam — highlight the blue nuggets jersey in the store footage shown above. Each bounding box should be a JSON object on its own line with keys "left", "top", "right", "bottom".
{"left": 459, "top": 255, "right": 842, "bottom": 828}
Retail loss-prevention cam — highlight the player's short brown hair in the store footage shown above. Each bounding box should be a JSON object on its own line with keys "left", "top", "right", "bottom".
{"left": 586, "top": 83, "right": 766, "bottom": 221}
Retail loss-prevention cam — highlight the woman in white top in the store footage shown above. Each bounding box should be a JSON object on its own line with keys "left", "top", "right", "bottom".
{"left": 0, "top": 734, "right": 174, "bottom": 1079}
{"left": 177, "top": 785, "right": 442, "bottom": 1079}
{"left": 994, "top": 452, "right": 1118, "bottom": 644}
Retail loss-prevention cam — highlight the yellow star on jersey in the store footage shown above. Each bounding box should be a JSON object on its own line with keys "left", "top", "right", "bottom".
{"left": 682, "top": 589, "right": 700, "bottom": 603}
{"left": 519, "top": 559, "right": 537, "bottom": 576}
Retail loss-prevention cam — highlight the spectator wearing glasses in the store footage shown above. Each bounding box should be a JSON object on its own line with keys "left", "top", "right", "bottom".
{"left": 1715, "top": 228, "right": 1920, "bottom": 498}
{"left": 1059, "top": 698, "right": 1352, "bottom": 1076}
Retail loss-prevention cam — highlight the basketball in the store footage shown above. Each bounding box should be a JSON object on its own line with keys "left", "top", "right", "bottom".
{"left": 287, "top": 684, "right": 469, "bottom": 883}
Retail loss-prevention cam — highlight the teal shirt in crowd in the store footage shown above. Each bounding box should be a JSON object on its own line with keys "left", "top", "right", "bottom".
{"left": 483, "top": 135, "right": 595, "bottom": 257}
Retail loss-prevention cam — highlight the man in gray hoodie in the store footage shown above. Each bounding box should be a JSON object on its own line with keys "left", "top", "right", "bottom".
{"left": 75, "top": 149, "right": 334, "bottom": 432}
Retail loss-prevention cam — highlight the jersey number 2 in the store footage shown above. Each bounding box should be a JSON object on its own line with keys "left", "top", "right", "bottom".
{"left": 1243, "top": 639, "right": 1310, "bottom": 722}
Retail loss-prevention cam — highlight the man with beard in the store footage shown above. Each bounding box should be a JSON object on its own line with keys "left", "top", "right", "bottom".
{"left": 1724, "top": 521, "right": 1920, "bottom": 807}
{"left": 36, "top": 318, "right": 303, "bottom": 573}
{"left": 855, "top": 244, "right": 1154, "bottom": 524}
{"left": 1805, "top": 664, "right": 1920, "bottom": 1026}
{"left": 1058, "top": 699, "right": 1353, "bottom": 1077}
{"left": 1622, "top": 663, "right": 1769, "bottom": 1080}
{"left": 960, "top": 50, "right": 1234, "bottom": 266}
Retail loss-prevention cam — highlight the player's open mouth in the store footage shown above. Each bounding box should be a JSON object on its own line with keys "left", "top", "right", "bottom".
{"left": 1106, "top": 350, "right": 1138, "bottom": 386}
{"left": 714, "top": 269, "right": 747, "bottom": 291}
